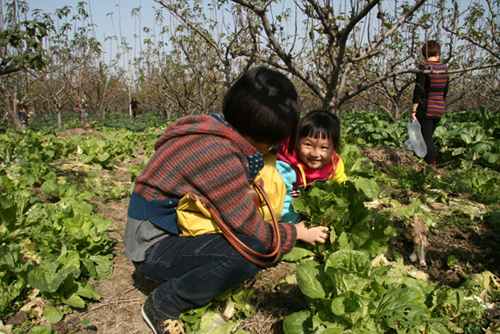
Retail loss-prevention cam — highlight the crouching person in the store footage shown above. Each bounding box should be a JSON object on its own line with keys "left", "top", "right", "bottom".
{"left": 123, "top": 67, "right": 329, "bottom": 334}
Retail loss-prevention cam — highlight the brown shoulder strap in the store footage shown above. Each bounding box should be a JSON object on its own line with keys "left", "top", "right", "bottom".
{"left": 206, "top": 179, "right": 281, "bottom": 267}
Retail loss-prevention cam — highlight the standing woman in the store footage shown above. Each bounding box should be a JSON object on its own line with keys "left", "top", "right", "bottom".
{"left": 411, "top": 40, "right": 449, "bottom": 167}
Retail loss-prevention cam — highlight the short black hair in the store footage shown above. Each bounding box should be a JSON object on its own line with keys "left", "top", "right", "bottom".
{"left": 223, "top": 67, "right": 300, "bottom": 150}
{"left": 297, "top": 109, "right": 341, "bottom": 153}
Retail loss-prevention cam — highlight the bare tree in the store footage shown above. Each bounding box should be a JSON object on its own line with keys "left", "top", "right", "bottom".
{"left": 31, "top": 2, "right": 125, "bottom": 128}
{"left": 155, "top": 0, "right": 498, "bottom": 115}
{"left": 224, "top": 0, "right": 428, "bottom": 113}
{"left": 0, "top": 0, "right": 47, "bottom": 130}
{"left": 134, "top": 1, "right": 258, "bottom": 117}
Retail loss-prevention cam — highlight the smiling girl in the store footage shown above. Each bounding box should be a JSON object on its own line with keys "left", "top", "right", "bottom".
{"left": 276, "top": 109, "right": 348, "bottom": 223}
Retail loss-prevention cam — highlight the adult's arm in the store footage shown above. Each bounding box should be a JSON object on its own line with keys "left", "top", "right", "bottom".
{"left": 150, "top": 132, "right": 297, "bottom": 253}
{"left": 412, "top": 64, "right": 426, "bottom": 106}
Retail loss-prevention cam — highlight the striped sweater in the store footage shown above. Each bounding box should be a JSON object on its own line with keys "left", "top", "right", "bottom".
{"left": 127, "top": 115, "right": 297, "bottom": 254}
{"left": 412, "top": 61, "right": 449, "bottom": 119}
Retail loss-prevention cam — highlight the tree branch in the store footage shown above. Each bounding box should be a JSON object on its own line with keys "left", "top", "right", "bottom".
{"left": 340, "top": 62, "right": 500, "bottom": 106}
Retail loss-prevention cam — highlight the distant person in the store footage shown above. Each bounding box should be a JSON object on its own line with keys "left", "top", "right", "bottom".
{"left": 18, "top": 105, "right": 29, "bottom": 125}
{"left": 276, "top": 109, "right": 348, "bottom": 223}
{"left": 130, "top": 98, "right": 140, "bottom": 119}
{"left": 411, "top": 40, "right": 449, "bottom": 167}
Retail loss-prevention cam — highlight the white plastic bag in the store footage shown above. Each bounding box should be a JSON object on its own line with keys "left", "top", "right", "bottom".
{"left": 405, "top": 120, "right": 427, "bottom": 158}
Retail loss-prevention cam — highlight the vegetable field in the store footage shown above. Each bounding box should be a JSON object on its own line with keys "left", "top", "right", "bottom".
{"left": 1, "top": 109, "right": 500, "bottom": 334}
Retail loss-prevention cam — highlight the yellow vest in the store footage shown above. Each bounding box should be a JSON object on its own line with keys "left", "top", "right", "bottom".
{"left": 176, "top": 152, "right": 286, "bottom": 236}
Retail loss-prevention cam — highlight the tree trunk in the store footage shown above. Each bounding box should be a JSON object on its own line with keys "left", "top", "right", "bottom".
{"left": 128, "top": 86, "right": 132, "bottom": 117}
{"left": 5, "top": 97, "right": 23, "bottom": 131}
{"left": 57, "top": 110, "right": 62, "bottom": 129}
{"left": 394, "top": 104, "right": 401, "bottom": 122}
{"left": 324, "top": 100, "right": 341, "bottom": 115}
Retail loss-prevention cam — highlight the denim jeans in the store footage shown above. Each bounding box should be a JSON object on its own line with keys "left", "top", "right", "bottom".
{"left": 134, "top": 233, "right": 265, "bottom": 319}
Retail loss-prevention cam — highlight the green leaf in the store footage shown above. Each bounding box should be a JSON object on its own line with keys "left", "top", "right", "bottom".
{"left": 41, "top": 179, "right": 60, "bottom": 196}
{"left": 321, "top": 328, "right": 344, "bottom": 334}
{"left": 28, "top": 261, "right": 78, "bottom": 293}
{"left": 44, "top": 306, "right": 64, "bottom": 324}
{"left": 215, "top": 287, "right": 233, "bottom": 301}
{"left": 483, "top": 152, "right": 499, "bottom": 164}
{"left": 281, "top": 245, "right": 315, "bottom": 262}
{"left": 0, "top": 197, "right": 19, "bottom": 230}
{"left": 0, "top": 244, "right": 30, "bottom": 273}
{"left": 337, "top": 232, "right": 349, "bottom": 249}
{"left": 350, "top": 177, "right": 379, "bottom": 199}
{"left": 283, "top": 310, "right": 314, "bottom": 334}
{"left": 76, "top": 280, "right": 101, "bottom": 300}
{"left": 180, "top": 303, "right": 211, "bottom": 325}
{"left": 429, "top": 286, "right": 462, "bottom": 318}
{"left": 426, "top": 321, "right": 457, "bottom": 334}
{"left": 326, "top": 267, "right": 373, "bottom": 297}
{"left": 80, "top": 154, "right": 94, "bottom": 163}
{"left": 197, "top": 312, "right": 227, "bottom": 332}
{"left": 80, "top": 318, "right": 92, "bottom": 326}
{"left": 459, "top": 133, "right": 472, "bottom": 144}
{"left": 447, "top": 255, "right": 457, "bottom": 268}
{"left": 61, "top": 293, "right": 85, "bottom": 308}
{"left": 57, "top": 250, "right": 81, "bottom": 276}
{"left": 330, "top": 291, "right": 371, "bottom": 326}
{"left": 97, "top": 152, "right": 111, "bottom": 162}
{"left": 232, "top": 288, "right": 255, "bottom": 318}
{"left": 374, "top": 287, "right": 428, "bottom": 329}
{"left": 87, "top": 254, "right": 113, "bottom": 279}
{"left": 473, "top": 142, "right": 490, "bottom": 153}
{"left": 30, "top": 326, "right": 55, "bottom": 334}
{"left": 325, "top": 250, "right": 371, "bottom": 274}
{"left": 296, "top": 261, "right": 327, "bottom": 299}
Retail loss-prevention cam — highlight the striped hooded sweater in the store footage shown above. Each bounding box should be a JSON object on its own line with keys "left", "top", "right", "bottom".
{"left": 127, "top": 114, "right": 297, "bottom": 254}
{"left": 412, "top": 61, "right": 449, "bottom": 119}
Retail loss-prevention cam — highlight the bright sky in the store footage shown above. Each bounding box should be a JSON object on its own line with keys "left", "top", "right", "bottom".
{"left": 20, "top": 0, "right": 485, "bottom": 67}
{"left": 25, "top": 0, "right": 161, "bottom": 64}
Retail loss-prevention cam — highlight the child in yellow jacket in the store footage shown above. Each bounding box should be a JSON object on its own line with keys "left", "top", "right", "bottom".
{"left": 276, "top": 109, "right": 348, "bottom": 223}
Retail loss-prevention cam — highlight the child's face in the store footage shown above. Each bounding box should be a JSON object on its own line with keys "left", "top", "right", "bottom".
{"left": 298, "top": 135, "right": 335, "bottom": 169}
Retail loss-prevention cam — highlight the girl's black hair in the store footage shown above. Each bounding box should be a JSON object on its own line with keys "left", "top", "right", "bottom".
{"left": 223, "top": 67, "right": 301, "bottom": 152}
{"left": 297, "top": 109, "right": 341, "bottom": 153}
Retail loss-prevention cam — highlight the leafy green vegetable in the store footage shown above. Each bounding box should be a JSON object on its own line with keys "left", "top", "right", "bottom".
{"left": 2, "top": 109, "right": 499, "bottom": 333}
{"left": 292, "top": 180, "right": 391, "bottom": 259}
{"left": 292, "top": 180, "right": 353, "bottom": 228}
{"left": 286, "top": 250, "right": 496, "bottom": 334}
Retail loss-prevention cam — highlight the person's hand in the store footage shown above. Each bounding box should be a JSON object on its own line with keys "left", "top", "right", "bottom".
{"left": 295, "top": 221, "right": 329, "bottom": 247}
{"left": 410, "top": 111, "right": 417, "bottom": 122}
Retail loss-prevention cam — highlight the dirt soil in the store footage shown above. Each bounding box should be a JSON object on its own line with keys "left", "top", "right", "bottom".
{"left": 58, "top": 126, "right": 103, "bottom": 140}
{"left": 30, "top": 143, "right": 499, "bottom": 333}
{"left": 359, "top": 146, "right": 449, "bottom": 177}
